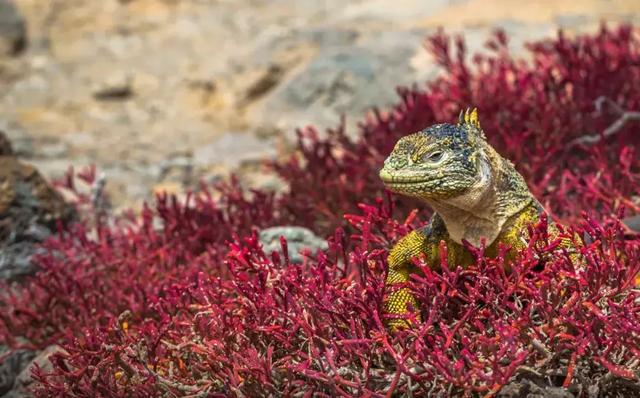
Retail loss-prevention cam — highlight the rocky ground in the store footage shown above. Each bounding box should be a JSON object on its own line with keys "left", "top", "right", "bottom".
{"left": 0, "top": 0, "right": 638, "bottom": 210}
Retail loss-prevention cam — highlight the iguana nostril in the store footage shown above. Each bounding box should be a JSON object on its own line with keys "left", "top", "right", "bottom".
{"left": 379, "top": 168, "right": 393, "bottom": 182}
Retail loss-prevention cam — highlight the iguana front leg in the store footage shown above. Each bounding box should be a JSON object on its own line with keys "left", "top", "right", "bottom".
{"left": 384, "top": 229, "right": 431, "bottom": 329}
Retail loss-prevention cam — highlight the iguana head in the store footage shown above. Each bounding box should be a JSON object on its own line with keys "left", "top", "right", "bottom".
{"left": 379, "top": 108, "right": 491, "bottom": 200}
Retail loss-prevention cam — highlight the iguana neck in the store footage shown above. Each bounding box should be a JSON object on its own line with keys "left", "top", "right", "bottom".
{"left": 424, "top": 146, "right": 533, "bottom": 247}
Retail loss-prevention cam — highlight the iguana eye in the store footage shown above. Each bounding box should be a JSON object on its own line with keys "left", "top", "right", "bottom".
{"left": 423, "top": 151, "right": 444, "bottom": 163}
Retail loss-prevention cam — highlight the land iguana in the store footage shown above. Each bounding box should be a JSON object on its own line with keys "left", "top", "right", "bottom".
{"left": 379, "top": 108, "right": 548, "bottom": 329}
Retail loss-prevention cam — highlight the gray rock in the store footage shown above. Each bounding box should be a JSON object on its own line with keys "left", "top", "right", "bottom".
{"left": 0, "top": 240, "right": 48, "bottom": 283}
{"left": 5, "top": 345, "right": 67, "bottom": 397}
{"left": 622, "top": 215, "right": 640, "bottom": 233}
{"left": 497, "top": 378, "right": 575, "bottom": 398}
{"left": 250, "top": 29, "right": 434, "bottom": 137}
{"left": 0, "top": 140, "right": 74, "bottom": 282}
{"left": 0, "top": 0, "right": 26, "bottom": 56}
{"left": 259, "top": 226, "right": 328, "bottom": 263}
{"left": 0, "top": 349, "right": 36, "bottom": 395}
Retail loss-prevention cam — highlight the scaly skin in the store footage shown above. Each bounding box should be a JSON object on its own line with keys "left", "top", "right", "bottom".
{"left": 380, "top": 109, "right": 553, "bottom": 329}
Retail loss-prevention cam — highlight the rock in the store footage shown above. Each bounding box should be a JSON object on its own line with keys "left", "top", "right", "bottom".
{"left": 0, "top": 0, "right": 26, "bottom": 56}
{"left": 0, "top": 156, "right": 73, "bottom": 240}
{"left": 0, "top": 146, "right": 74, "bottom": 282}
{"left": 248, "top": 29, "right": 434, "bottom": 138}
{"left": 0, "top": 226, "right": 50, "bottom": 282}
{"left": 622, "top": 215, "right": 640, "bottom": 233}
{"left": 92, "top": 71, "right": 133, "bottom": 100}
{"left": 598, "top": 376, "right": 640, "bottom": 397}
{"left": 497, "top": 378, "right": 576, "bottom": 398}
{"left": 240, "top": 64, "right": 285, "bottom": 105}
{"left": 259, "top": 226, "right": 328, "bottom": 263}
{"left": 6, "top": 345, "right": 67, "bottom": 397}
{"left": 0, "top": 130, "right": 13, "bottom": 156}
{"left": 497, "top": 363, "right": 640, "bottom": 398}
{"left": 0, "top": 348, "right": 36, "bottom": 395}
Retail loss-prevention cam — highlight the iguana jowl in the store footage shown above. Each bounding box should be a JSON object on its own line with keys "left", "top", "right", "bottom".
{"left": 379, "top": 108, "right": 546, "bottom": 329}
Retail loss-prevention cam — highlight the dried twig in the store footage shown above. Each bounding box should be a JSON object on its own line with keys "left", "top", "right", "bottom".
{"left": 531, "top": 338, "right": 552, "bottom": 360}
{"left": 569, "top": 96, "right": 640, "bottom": 147}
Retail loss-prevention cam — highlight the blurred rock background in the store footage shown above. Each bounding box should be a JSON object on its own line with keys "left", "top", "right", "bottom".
{"left": 0, "top": 0, "right": 638, "bottom": 210}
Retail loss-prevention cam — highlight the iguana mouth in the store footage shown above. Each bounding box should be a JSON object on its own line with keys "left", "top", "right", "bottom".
{"left": 383, "top": 180, "right": 429, "bottom": 187}
{"left": 379, "top": 168, "right": 430, "bottom": 185}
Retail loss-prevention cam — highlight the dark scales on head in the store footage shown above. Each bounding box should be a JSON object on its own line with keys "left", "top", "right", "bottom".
{"left": 417, "top": 123, "right": 475, "bottom": 169}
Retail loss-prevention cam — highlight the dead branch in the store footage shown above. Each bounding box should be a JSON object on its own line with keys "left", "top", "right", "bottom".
{"left": 568, "top": 96, "right": 640, "bottom": 147}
